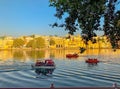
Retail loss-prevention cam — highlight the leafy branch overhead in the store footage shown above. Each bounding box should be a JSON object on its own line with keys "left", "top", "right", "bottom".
{"left": 49, "top": 0, "right": 120, "bottom": 49}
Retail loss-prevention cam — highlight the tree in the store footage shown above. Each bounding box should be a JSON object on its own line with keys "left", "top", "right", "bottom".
{"left": 49, "top": 0, "right": 120, "bottom": 49}
{"left": 13, "top": 38, "right": 25, "bottom": 48}
{"left": 35, "top": 37, "right": 45, "bottom": 48}
{"left": 103, "top": 0, "right": 120, "bottom": 49}
{"left": 49, "top": 38, "right": 55, "bottom": 45}
{"left": 26, "top": 40, "right": 34, "bottom": 48}
{"left": 26, "top": 37, "right": 45, "bottom": 48}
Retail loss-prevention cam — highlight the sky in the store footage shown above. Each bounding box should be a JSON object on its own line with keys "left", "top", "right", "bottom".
{"left": 0, "top": 0, "right": 69, "bottom": 37}
{"left": 0, "top": 0, "right": 120, "bottom": 37}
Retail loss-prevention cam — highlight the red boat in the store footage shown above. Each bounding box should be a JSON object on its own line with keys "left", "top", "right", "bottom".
{"left": 66, "top": 53, "right": 79, "bottom": 58}
{"left": 32, "top": 59, "right": 56, "bottom": 69}
{"left": 86, "top": 58, "right": 99, "bottom": 64}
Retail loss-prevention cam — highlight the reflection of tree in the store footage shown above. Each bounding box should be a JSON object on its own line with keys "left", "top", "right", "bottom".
{"left": 50, "top": 53, "right": 55, "bottom": 58}
{"left": 26, "top": 50, "right": 45, "bottom": 59}
{"left": 13, "top": 51, "right": 25, "bottom": 60}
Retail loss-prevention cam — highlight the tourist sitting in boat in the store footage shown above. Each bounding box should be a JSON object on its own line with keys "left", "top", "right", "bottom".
{"left": 45, "top": 59, "right": 55, "bottom": 66}
{"left": 35, "top": 60, "right": 44, "bottom": 66}
{"left": 35, "top": 59, "right": 55, "bottom": 66}
{"left": 86, "top": 58, "right": 99, "bottom": 64}
{"left": 32, "top": 59, "right": 56, "bottom": 76}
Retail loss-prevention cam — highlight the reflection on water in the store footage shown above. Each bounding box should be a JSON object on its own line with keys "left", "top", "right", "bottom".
{"left": 0, "top": 49, "right": 120, "bottom": 61}
{"left": 87, "top": 63, "right": 98, "bottom": 69}
{"left": 35, "top": 68, "right": 55, "bottom": 75}
{"left": 26, "top": 50, "right": 45, "bottom": 59}
{"left": 0, "top": 49, "right": 120, "bottom": 87}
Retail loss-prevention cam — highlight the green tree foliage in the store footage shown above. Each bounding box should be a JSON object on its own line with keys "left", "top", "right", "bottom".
{"left": 26, "top": 40, "right": 34, "bottom": 48}
{"left": 49, "top": 38, "right": 55, "bottom": 45}
{"left": 26, "top": 37, "right": 45, "bottom": 48}
{"left": 103, "top": 0, "right": 120, "bottom": 49}
{"left": 35, "top": 37, "right": 45, "bottom": 48}
{"left": 13, "top": 38, "right": 25, "bottom": 48}
{"left": 49, "top": 0, "right": 120, "bottom": 49}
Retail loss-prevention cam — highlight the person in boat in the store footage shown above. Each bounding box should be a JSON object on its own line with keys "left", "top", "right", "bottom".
{"left": 45, "top": 59, "right": 55, "bottom": 66}
{"left": 35, "top": 60, "right": 44, "bottom": 66}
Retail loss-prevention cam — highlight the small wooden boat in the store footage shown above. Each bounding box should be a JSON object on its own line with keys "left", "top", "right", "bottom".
{"left": 86, "top": 58, "right": 99, "bottom": 64}
{"left": 66, "top": 53, "right": 79, "bottom": 58}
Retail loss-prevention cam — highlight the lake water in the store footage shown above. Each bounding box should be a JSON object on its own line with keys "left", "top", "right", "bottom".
{"left": 0, "top": 49, "right": 120, "bottom": 88}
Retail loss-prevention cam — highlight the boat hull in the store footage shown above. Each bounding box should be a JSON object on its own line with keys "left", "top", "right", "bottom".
{"left": 31, "top": 65, "right": 56, "bottom": 69}
{"left": 85, "top": 59, "right": 99, "bottom": 64}
{"left": 66, "top": 54, "right": 79, "bottom": 58}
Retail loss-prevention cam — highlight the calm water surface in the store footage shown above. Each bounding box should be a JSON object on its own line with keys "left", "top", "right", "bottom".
{"left": 0, "top": 49, "right": 120, "bottom": 88}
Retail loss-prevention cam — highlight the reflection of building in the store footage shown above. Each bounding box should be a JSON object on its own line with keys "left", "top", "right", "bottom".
{"left": 0, "top": 50, "right": 13, "bottom": 61}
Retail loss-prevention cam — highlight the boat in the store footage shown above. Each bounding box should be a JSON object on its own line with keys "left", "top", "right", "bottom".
{"left": 85, "top": 58, "right": 99, "bottom": 64}
{"left": 31, "top": 59, "right": 56, "bottom": 75}
{"left": 66, "top": 53, "right": 79, "bottom": 58}
{"left": 31, "top": 59, "right": 56, "bottom": 69}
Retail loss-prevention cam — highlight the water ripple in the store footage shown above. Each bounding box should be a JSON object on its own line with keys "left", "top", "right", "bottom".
{"left": 0, "top": 60, "right": 120, "bottom": 87}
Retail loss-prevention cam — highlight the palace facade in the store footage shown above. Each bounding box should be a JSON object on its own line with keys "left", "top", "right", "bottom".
{"left": 0, "top": 34, "right": 113, "bottom": 49}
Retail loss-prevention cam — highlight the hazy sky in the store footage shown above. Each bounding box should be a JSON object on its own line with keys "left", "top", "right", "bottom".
{"left": 0, "top": 0, "right": 69, "bottom": 37}
{"left": 0, "top": 0, "right": 120, "bottom": 37}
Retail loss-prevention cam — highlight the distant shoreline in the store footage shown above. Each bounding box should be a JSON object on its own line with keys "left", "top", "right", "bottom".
{"left": 0, "top": 48, "right": 114, "bottom": 51}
